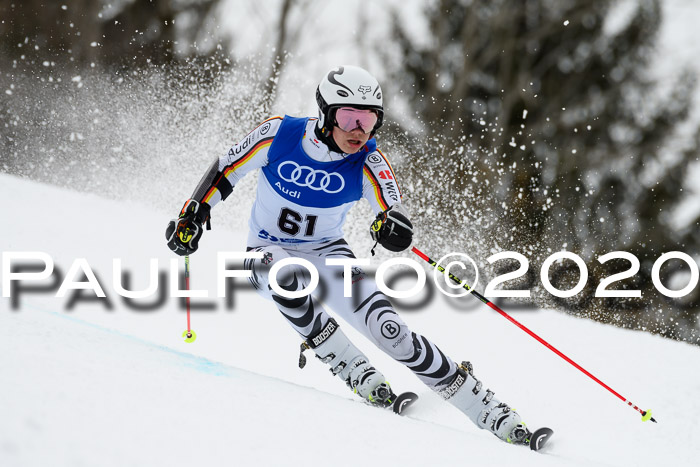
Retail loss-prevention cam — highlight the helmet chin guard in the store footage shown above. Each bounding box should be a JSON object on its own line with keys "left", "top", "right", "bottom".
{"left": 315, "top": 65, "right": 384, "bottom": 151}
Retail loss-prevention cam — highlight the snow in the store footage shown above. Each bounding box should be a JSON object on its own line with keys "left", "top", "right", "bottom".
{"left": 2, "top": 173, "right": 699, "bottom": 466}
{"left": 4, "top": 2, "right": 700, "bottom": 464}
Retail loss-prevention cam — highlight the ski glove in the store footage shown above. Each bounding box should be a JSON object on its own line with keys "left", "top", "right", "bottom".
{"left": 165, "top": 199, "right": 211, "bottom": 256}
{"left": 370, "top": 206, "right": 413, "bottom": 252}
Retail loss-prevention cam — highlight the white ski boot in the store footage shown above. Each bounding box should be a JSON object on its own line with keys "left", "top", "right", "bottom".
{"left": 299, "top": 318, "right": 393, "bottom": 407}
{"left": 440, "top": 361, "right": 527, "bottom": 443}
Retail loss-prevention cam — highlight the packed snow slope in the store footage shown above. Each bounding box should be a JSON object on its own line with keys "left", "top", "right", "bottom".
{"left": 1, "top": 173, "right": 698, "bottom": 467}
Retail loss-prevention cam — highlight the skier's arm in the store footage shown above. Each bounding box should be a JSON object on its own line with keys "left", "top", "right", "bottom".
{"left": 165, "top": 117, "right": 281, "bottom": 256}
{"left": 362, "top": 149, "right": 404, "bottom": 215}
{"left": 190, "top": 116, "right": 282, "bottom": 208}
{"left": 363, "top": 151, "right": 413, "bottom": 252}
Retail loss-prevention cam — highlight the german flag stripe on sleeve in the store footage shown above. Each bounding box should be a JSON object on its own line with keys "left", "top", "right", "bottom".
{"left": 363, "top": 164, "right": 390, "bottom": 211}
{"left": 376, "top": 150, "right": 402, "bottom": 197}
{"left": 202, "top": 187, "right": 220, "bottom": 205}
{"left": 261, "top": 116, "right": 283, "bottom": 125}
{"left": 201, "top": 137, "right": 273, "bottom": 204}
{"left": 222, "top": 137, "right": 273, "bottom": 177}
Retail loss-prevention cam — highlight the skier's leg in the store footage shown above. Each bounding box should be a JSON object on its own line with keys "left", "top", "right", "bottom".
{"left": 245, "top": 245, "right": 328, "bottom": 337}
{"left": 318, "top": 248, "right": 526, "bottom": 442}
{"left": 244, "top": 245, "right": 391, "bottom": 404}
{"left": 314, "top": 247, "right": 456, "bottom": 386}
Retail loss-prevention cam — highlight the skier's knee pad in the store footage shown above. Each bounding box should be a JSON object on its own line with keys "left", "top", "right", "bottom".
{"left": 353, "top": 290, "right": 413, "bottom": 360}
{"left": 370, "top": 311, "right": 414, "bottom": 360}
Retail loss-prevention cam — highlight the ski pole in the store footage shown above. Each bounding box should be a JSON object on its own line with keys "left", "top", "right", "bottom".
{"left": 411, "top": 246, "right": 656, "bottom": 423}
{"left": 182, "top": 254, "right": 197, "bottom": 343}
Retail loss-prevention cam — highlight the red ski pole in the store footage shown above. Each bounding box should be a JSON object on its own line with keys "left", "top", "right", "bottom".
{"left": 182, "top": 255, "right": 197, "bottom": 343}
{"left": 411, "top": 246, "right": 656, "bottom": 423}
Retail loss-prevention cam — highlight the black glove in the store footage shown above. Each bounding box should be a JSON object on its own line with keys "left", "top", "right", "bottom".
{"left": 370, "top": 206, "right": 413, "bottom": 252}
{"left": 165, "top": 199, "right": 211, "bottom": 256}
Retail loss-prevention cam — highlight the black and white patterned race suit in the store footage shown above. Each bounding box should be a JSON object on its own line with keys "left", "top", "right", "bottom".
{"left": 187, "top": 115, "right": 524, "bottom": 440}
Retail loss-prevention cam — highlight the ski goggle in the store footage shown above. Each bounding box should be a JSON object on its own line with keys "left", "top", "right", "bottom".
{"left": 334, "top": 107, "right": 378, "bottom": 134}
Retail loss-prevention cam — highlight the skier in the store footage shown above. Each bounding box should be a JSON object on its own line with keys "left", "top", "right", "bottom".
{"left": 166, "top": 65, "right": 531, "bottom": 445}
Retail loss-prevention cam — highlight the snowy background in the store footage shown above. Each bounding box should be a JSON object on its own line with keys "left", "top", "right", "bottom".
{"left": 2, "top": 0, "right": 700, "bottom": 466}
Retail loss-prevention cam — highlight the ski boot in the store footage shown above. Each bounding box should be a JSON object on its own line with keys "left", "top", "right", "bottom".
{"left": 298, "top": 318, "right": 390, "bottom": 404}
{"left": 298, "top": 318, "right": 418, "bottom": 414}
{"left": 439, "top": 361, "right": 525, "bottom": 443}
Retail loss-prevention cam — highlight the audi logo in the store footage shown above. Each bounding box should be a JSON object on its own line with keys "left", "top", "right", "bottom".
{"left": 277, "top": 161, "right": 345, "bottom": 194}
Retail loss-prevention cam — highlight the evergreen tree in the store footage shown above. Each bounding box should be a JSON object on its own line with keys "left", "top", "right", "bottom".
{"left": 387, "top": 0, "right": 699, "bottom": 343}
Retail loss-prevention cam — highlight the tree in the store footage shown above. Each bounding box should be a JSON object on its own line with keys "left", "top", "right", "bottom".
{"left": 260, "top": 0, "right": 315, "bottom": 115}
{"left": 386, "top": 0, "right": 699, "bottom": 343}
{"left": 0, "top": 0, "right": 226, "bottom": 67}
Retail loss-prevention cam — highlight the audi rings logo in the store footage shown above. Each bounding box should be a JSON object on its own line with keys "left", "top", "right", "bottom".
{"left": 277, "top": 161, "right": 345, "bottom": 194}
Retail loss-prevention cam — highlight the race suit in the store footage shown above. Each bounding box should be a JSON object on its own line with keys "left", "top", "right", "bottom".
{"left": 189, "top": 115, "right": 458, "bottom": 389}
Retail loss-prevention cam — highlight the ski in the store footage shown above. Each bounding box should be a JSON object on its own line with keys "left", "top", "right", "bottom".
{"left": 391, "top": 391, "right": 419, "bottom": 415}
{"left": 527, "top": 427, "right": 554, "bottom": 452}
